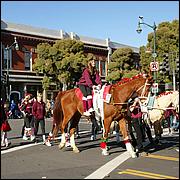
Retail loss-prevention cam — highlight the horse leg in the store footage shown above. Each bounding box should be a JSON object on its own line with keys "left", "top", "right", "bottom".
{"left": 69, "top": 118, "right": 81, "bottom": 153}
{"left": 51, "top": 124, "right": 59, "bottom": 144}
{"left": 119, "top": 118, "right": 137, "bottom": 158}
{"left": 59, "top": 116, "right": 72, "bottom": 149}
{"left": 67, "top": 112, "right": 81, "bottom": 153}
{"left": 59, "top": 131, "right": 66, "bottom": 149}
{"left": 101, "top": 117, "right": 112, "bottom": 156}
{"left": 115, "top": 122, "right": 120, "bottom": 143}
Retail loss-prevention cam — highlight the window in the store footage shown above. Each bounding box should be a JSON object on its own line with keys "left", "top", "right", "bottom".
{"left": 100, "top": 61, "right": 106, "bottom": 76}
{"left": 24, "top": 51, "right": 31, "bottom": 70}
{"left": 3, "top": 47, "right": 12, "bottom": 69}
{"left": 3, "top": 48, "right": 8, "bottom": 69}
{"left": 95, "top": 60, "right": 99, "bottom": 71}
{"left": 95, "top": 60, "right": 106, "bottom": 77}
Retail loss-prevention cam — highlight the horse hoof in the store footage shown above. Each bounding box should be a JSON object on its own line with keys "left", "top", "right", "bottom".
{"left": 102, "top": 149, "right": 109, "bottom": 156}
{"left": 73, "top": 148, "right": 80, "bottom": 153}
{"left": 102, "top": 152, "right": 109, "bottom": 156}
{"left": 59, "top": 143, "right": 65, "bottom": 149}
{"left": 131, "top": 153, "right": 137, "bottom": 158}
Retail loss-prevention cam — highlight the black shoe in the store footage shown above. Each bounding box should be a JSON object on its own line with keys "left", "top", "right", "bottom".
{"left": 154, "top": 138, "right": 160, "bottom": 144}
{"left": 137, "top": 145, "right": 144, "bottom": 153}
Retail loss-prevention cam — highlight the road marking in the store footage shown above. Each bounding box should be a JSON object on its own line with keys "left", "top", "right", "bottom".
{"left": 1, "top": 130, "right": 90, "bottom": 155}
{"left": 144, "top": 154, "right": 179, "bottom": 161}
{"left": 84, "top": 134, "right": 178, "bottom": 179}
{"left": 1, "top": 142, "right": 42, "bottom": 154}
{"left": 85, "top": 151, "right": 131, "bottom": 179}
{"left": 118, "top": 169, "right": 178, "bottom": 179}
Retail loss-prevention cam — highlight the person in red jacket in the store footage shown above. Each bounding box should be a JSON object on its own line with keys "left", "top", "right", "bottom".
{"left": 32, "top": 93, "right": 51, "bottom": 146}
{"left": 21, "top": 94, "right": 35, "bottom": 141}
{"left": 128, "top": 97, "right": 144, "bottom": 153}
{"left": 1, "top": 100, "right": 11, "bottom": 147}
{"left": 77, "top": 59, "right": 102, "bottom": 116}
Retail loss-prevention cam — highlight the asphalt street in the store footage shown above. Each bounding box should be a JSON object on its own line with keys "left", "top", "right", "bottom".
{"left": 1, "top": 118, "right": 179, "bottom": 179}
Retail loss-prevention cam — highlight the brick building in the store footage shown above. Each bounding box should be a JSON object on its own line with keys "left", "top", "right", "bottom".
{"left": 1, "top": 20, "right": 139, "bottom": 103}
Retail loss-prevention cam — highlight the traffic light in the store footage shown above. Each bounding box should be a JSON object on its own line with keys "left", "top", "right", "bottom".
{"left": 159, "top": 54, "right": 169, "bottom": 74}
{"left": 159, "top": 61, "right": 166, "bottom": 74}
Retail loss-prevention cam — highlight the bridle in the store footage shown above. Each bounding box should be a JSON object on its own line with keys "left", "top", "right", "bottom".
{"left": 136, "top": 79, "right": 151, "bottom": 97}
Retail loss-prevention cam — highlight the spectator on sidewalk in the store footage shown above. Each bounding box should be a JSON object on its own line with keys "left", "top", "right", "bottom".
{"left": 32, "top": 93, "right": 51, "bottom": 146}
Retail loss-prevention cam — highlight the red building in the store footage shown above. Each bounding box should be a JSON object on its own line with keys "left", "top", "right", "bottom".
{"left": 1, "top": 20, "right": 139, "bottom": 103}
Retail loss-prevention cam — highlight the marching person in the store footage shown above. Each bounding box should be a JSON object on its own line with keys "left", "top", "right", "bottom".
{"left": 21, "top": 94, "right": 35, "bottom": 141}
{"left": 77, "top": 59, "right": 102, "bottom": 116}
{"left": 32, "top": 93, "right": 51, "bottom": 146}
{"left": 9, "top": 100, "right": 17, "bottom": 119}
{"left": 46, "top": 99, "right": 51, "bottom": 118}
{"left": 128, "top": 97, "right": 144, "bottom": 153}
{"left": 1, "top": 100, "right": 11, "bottom": 147}
{"left": 164, "top": 103, "right": 175, "bottom": 134}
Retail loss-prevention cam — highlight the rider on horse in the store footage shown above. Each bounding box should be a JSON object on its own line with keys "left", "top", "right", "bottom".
{"left": 77, "top": 59, "right": 102, "bottom": 116}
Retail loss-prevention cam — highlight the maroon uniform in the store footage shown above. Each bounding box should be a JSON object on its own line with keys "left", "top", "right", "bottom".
{"left": 77, "top": 68, "right": 102, "bottom": 87}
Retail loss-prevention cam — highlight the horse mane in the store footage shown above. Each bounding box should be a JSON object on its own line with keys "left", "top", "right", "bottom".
{"left": 157, "top": 91, "right": 173, "bottom": 98}
{"left": 113, "top": 73, "right": 143, "bottom": 87}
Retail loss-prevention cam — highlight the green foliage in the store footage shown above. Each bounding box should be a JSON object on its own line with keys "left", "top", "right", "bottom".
{"left": 106, "top": 47, "right": 135, "bottom": 81}
{"left": 139, "top": 19, "right": 179, "bottom": 82}
{"left": 164, "top": 76, "right": 171, "bottom": 83}
{"left": 106, "top": 70, "right": 121, "bottom": 82}
{"left": 42, "top": 76, "right": 50, "bottom": 90}
{"left": 33, "top": 39, "right": 88, "bottom": 89}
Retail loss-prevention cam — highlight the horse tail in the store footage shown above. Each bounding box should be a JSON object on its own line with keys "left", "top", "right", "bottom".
{"left": 53, "top": 91, "right": 64, "bottom": 133}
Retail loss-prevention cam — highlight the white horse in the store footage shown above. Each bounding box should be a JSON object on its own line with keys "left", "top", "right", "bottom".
{"left": 141, "top": 91, "right": 179, "bottom": 138}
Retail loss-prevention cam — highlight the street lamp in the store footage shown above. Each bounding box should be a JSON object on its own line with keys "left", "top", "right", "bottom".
{"left": 5, "top": 36, "right": 19, "bottom": 101}
{"left": 136, "top": 16, "right": 158, "bottom": 94}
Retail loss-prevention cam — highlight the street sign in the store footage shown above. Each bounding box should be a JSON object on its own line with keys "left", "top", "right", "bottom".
{"left": 152, "top": 83, "right": 158, "bottom": 94}
{"left": 150, "top": 62, "right": 159, "bottom": 71}
{"left": 152, "top": 52, "right": 157, "bottom": 58}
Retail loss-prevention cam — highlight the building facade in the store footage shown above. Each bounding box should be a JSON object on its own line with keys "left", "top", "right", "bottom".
{"left": 1, "top": 20, "right": 139, "bottom": 103}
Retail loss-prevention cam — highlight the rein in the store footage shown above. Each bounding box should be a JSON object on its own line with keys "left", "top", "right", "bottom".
{"left": 112, "top": 79, "right": 150, "bottom": 105}
{"left": 136, "top": 79, "right": 151, "bottom": 97}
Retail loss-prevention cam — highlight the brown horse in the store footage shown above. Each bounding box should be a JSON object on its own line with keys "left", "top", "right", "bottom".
{"left": 52, "top": 73, "right": 153, "bottom": 157}
{"left": 101, "top": 74, "right": 153, "bottom": 156}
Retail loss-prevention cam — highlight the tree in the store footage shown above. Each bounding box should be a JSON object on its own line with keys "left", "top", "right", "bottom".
{"left": 106, "top": 48, "right": 138, "bottom": 82}
{"left": 33, "top": 39, "right": 88, "bottom": 90}
{"left": 139, "top": 19, "right": 179, "bottom": 82}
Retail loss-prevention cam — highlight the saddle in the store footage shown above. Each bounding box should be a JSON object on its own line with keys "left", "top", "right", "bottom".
{"left": 75, "top": 85, "right": 112, "bottom": 121}
{"left": 75, "top": 85, "right": 112, "bottom": 103}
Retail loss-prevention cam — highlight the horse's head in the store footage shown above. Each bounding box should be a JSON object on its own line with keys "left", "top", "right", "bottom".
{"left": 171, "top": 91, "right": 179, "bottom": 113}
{"left": 134, "top": 72, "right": 153, "bottom": 98}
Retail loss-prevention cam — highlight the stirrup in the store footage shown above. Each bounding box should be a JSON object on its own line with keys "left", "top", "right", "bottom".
{"left": 88, "top": 108, "right": 94, "bottom": 113}
{"left": 83, "top": 111, "right": 91, "bottom": 116}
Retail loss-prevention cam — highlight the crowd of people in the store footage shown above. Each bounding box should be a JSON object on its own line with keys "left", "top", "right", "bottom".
{"left": 1, "top": 93, "right": 179, "bottom": 151}
{"left": 1, "top": 58, "right": 179, "bottom": 154}
{"left": 1, "top": 93, "right": 55, "bottom": 147}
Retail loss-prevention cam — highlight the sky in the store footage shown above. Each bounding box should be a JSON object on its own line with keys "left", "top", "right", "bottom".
{"left": 1, "top": 1, "right": 179, "bottom": 48}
